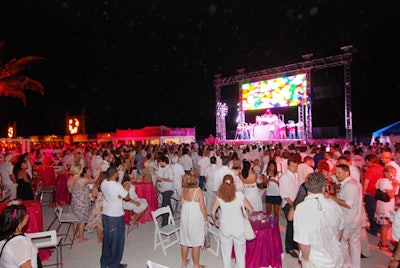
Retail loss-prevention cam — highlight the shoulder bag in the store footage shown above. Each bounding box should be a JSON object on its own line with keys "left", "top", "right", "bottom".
{"left": 241, "top": 203, "right": 256, "bottom": 240}
{"left": 375, "top": 188, "right": 390, "bottom": 202}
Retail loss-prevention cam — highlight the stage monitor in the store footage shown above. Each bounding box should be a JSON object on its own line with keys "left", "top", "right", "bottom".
{"left": 241, "top": 73, "right": 307, "bottom": 111}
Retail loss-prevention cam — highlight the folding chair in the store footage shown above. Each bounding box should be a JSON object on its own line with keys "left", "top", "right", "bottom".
{"left": 146, "top": 260, "right": 169, "bottom": 268}
{"left": 124, "top": 210, "right": 138, "bottom": 237}
{"left": 47, "top": 204, "right": 80, "bottom": 249}
{"left": 207, "top": 215, "right": 220, "bottom": 256}
{"left": 151, "top": 206, "right": 180, "bottom": 256}
{"left": 170, "top": 189, "right": 181, "bottom": 219}
{"left": 36, "top": 180, "right": 55, "bottom": 207}
{"left": 26, "top": 230, "right": 63, "bottom": 267}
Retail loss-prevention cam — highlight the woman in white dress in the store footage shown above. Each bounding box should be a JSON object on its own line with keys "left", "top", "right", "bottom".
{"left": 375, "top": 165, "right": 399, "bottom": 252}
{"left": 211, "top": 174, "right": 254, "bottom": 268}
{"left": 180, "top": 171, "right": 208, "bottom": 268}
{"left": 0, "top": 201, "right": 39, "bottom": 268}
{"left": 240, "top": 160, "right": 263, "bottom": 211}
{"left": 121, "top": 175, "right": 148, "bottom": 225}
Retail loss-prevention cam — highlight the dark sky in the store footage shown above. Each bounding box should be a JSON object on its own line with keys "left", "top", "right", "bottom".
{"left": 0, "top": 1, "right": 398, "bottom": 140}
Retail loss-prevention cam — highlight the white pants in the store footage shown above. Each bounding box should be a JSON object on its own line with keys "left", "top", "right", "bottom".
{"left": 219, "top": 232, "right": 246, "bottom": 268}
{"left": 341, "top": 226, "right": 361, "bottom": 268}
{"left": 205, "top": 190, "right": 216, "bottom": 215}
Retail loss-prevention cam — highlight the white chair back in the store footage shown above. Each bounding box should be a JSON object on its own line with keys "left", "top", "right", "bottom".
{"left": 146, "top": 260, "right": 169, "bottom": 268}
{"left": 151, "top": 206, "right": 180, "bottom": 255}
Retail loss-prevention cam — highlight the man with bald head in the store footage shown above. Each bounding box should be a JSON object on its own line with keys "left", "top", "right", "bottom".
{"left": 381, "top": 151, "right": 400, "bottom": 184}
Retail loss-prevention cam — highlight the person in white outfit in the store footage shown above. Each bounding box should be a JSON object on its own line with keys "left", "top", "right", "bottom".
{"left": 211, "top": 174, "right": 254, "bottom": 268}
{"left": 121, "top": 175, "right": 148, "bottom": 225}
{"left": 294, "top": 172, "right": 344, "bottom": 268}
{"left": 240, "top": 160, "right": 263, "bottom": 211}
{"left": 205, "top": 156, "right": 218, "bottom": 214}
{"left": 180, "top": 172, "right": 208, "bottom": 268}
{"left": 0, "top": 154, "right": 16, "bottom": 200}
{"left": 213, "top": 156, "right": 236, "bottom": 191}
{"left": 329, "top": 164, "right": 363, "bottom": 268}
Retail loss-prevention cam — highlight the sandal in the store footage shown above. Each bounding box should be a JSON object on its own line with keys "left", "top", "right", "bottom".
{"left": 181, "top": 259, "right": 190, "bottom": 268}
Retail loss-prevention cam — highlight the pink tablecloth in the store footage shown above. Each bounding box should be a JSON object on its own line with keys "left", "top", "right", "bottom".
{"left": 233, "top": 211, "right": 283, "bottom": 268}
{"left": 0, "top": 200, "right": 52, "bottom": 261}
{"left": 34, "top": 166, "right": 56, "bottom": 187}
{"left": 124, "top": 182, "right": 158, "bottom": 224}
{"left": 55, "top": 172, "right": 71, "bottom": 206}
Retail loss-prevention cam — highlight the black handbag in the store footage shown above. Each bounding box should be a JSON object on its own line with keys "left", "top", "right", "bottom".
{"left": 375, "top": 189, "right": 390, "bottom": 202}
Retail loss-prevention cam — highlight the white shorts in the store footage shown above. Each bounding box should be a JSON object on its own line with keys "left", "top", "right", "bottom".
{"left": 122, "top": 198, "right": 148, "bottom": 213}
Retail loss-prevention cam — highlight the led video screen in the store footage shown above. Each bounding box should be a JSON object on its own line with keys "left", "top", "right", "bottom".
{"left": 241, "top": 74, "right": 307, "bottom": 111}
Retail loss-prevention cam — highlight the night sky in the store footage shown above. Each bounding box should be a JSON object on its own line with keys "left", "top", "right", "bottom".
{"left": 0, "top": 1, "right": 398, "bottom": 140}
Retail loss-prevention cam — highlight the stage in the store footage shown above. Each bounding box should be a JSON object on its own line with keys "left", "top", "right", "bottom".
{"left": 219, "top": 138, "right": 350, "bottom": 148}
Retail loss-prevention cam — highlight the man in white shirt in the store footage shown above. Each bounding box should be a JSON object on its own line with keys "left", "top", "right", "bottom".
{"left": 329, "top": 164, "right": 363, "bottom": 268}
{"left": 179, "top": 147, "right": 193, "bottom": 173}
{"left": 197, "top": 149, "right": 210, "bottom": 190}
{"left": 297, "top": 156, "right": 314, "bottom": 184}
{"left": 100, "top": 150, "right": 112, "bottom": 172}
{"left": 100, "top": 166, "right": 129, "bottom": 268}
{"left": 204, "top": 156, "right": 218, "bottom": 214}
{"left": 157, "top": 155, "right": 175, "bottom": 226}
{"left": 294, "top": 172, "right": 344, "bottom": 267}
{"left": 170, "top": 154, "right": 185, "bottom": 197}
{"left": 280, "top": 157, "right": 300, "bottom": 258}
{"left": 91, "top": 149, "right": 104, "bottom": 178}
{"left": 213, "top": 156, "right": 235, "bottom": 191}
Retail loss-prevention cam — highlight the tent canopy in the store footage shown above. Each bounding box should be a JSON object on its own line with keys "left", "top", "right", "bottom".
{"left": 372, "top": 121, "right": 400, "bottom": 137}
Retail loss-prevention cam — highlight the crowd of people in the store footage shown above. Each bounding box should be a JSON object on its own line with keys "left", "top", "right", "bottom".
{"left": 1, "top": 139, "right": 400, "bottom": 267}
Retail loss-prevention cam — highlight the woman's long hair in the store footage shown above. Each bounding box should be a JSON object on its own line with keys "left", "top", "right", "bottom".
{"left": 266, "top": 159, "right": 278, "bottom": 177}
{"left": 0, "top": 204, "right": 28, "bottom": 240}
{"left": 217, "top": 174, "right": 236, "bottom": 202}
{"left": 241, "top": 160, "right": 251, "bottom": 179}
{"left": 12, "top": 160, "right": 26, "bottom": 179}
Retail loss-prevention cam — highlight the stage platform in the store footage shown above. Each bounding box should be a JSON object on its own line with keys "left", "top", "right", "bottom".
{"left": 219, "top": 138, "right": 349, "bottom": 148}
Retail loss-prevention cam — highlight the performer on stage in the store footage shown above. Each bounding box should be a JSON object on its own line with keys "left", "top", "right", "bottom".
{"left": 287, "top": 120, "right": 297, "bottom": 139}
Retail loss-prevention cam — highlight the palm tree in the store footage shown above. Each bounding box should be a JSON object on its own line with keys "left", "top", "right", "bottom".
{"left": 0, "top": 39, "right": 45, "bottom": 106}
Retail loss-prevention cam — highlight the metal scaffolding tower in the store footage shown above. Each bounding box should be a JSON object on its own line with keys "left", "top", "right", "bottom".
{"left": 214, "top": 47, "right": 353, "bottom": 141}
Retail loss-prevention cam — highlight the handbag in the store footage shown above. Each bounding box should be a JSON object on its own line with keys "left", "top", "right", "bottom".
{"left": 203, "top": 228, "right": 211, "bottom": 249}
{"left": 375, "top": 188, "right": 390, "bottom": 202}
{"left": 242, "top": 203, "right": 256, "bottom": 240}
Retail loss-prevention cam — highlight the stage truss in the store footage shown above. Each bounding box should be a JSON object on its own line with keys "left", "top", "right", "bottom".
{"left": 214, "top": 46, "right": 353, "bottom": 141}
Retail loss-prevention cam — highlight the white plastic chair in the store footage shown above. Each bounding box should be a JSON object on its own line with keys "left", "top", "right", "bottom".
{"left": 151, "top": 206, "right": 180, "bottom": 256}
{"left": 146, "top": 260, "right": 169, "bottom": 268}
{"left": 47, "top": 205, "right": 80, "bottom": 249}
{"left": 26, "top": 230, "right": 63, "bottom": 267}
{"left": 207, "top": 215, "right": 220, "bottom": 256}
{"left": 35, "top": 180, "right": 55, "bottom": 207}
{"left": 170, "top": 189, "right": 181, "bottom": 219}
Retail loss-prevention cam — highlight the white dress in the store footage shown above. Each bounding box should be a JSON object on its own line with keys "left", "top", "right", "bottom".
{"left": 122, "top": 183, "right": 148, "bottom": 213}
{"left": 375, "top": 178, "right": 395, "bottom": 225}
{"left": 243, "top": 182, "right": 263, "bottom": 211}
{"left": 180, "top": 188, "right": 205, "bottom": 247}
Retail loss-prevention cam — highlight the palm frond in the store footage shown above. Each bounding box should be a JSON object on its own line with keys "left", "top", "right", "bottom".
{"left": 14, "top": 76, "right": 44, "bottom": 95}
{"left": 0, "top": 56, "right": 45, "bottom": 79}
{"left": 0, "top": 79, "right": 27, "bottom": 105}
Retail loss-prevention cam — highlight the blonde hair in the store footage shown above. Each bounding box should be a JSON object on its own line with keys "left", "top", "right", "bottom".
{"left": 182, "top": 171, "right": 198, "bottom": 188}
{"left": 70, "top": 164, "right": 82, "bottom": 175}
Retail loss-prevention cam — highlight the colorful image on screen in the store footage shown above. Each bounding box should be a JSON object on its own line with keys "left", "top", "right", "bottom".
{"left": 241, "top": 74, "right": 307, "bottom": 111}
